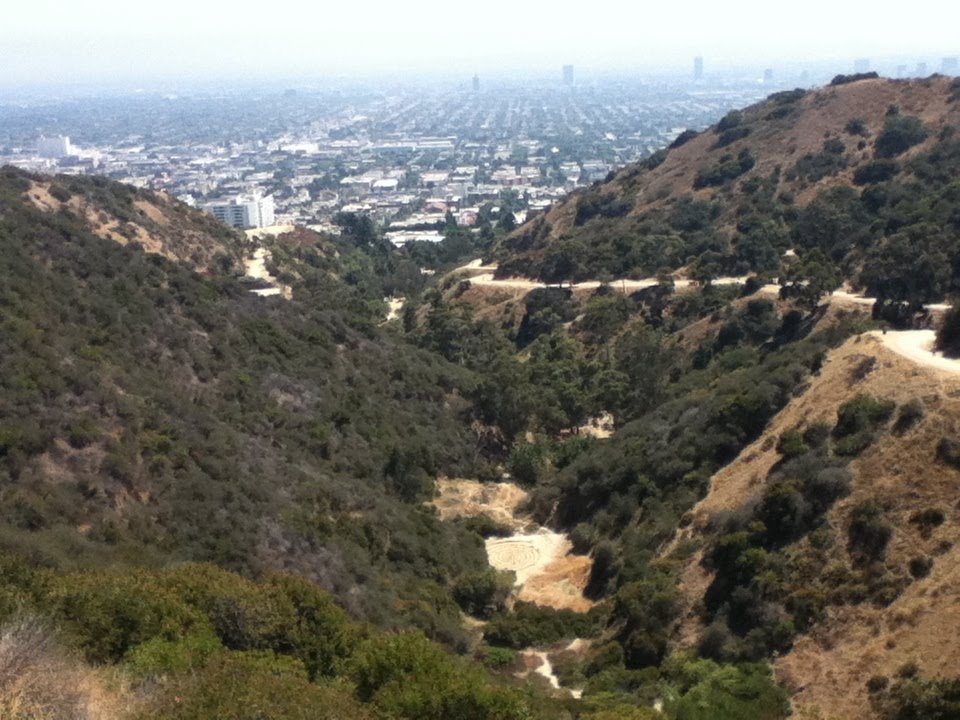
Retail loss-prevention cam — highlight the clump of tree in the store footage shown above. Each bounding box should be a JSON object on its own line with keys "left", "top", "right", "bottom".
{"left": 935, "top": 304, "right": 960, "bottom": 357}
{"left": 694, "top": 150, "right": 756, "bottom": 189}
{"left": 830, "top": 72, "right": 879, "bottom": 86}
{"left": 874, "top": 114, "right": 929, "bottom": 158}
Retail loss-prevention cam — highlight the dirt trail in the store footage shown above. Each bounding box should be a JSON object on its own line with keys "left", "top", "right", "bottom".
{"left": 244, "top": 248, "right": 292, "bottom": 299}
{"left": 868, "top": 329, "right": 960, "bottom": 375}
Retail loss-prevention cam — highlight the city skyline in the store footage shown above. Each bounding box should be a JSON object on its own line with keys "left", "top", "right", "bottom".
{"left": 2, "top": 0, "right": 957, "bottom": 86}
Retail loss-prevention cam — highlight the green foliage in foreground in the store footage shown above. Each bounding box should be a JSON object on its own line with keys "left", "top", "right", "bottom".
{"left": 0, "top": 561, "right": 538, "bottom": 720}
{"left": 663, "top": 658, "right": 790, "bottom": 720}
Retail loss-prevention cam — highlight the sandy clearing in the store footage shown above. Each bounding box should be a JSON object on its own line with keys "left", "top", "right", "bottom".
{"left": 385, "top": 297, "right": 405, "bottom": 321}
{"left": 134, "top": 199, "right": 169, "bottom": 225}
{"left": 26, "top": 182, "right": 62, "bottom": 212}
{"left": 868, "top": 329, "right": 960, "bottom": 375}
{"left": 433, "top": 479, "right": 593, "bottom": 611}
{"left": 433, "top": 479, "right": 528, "bottom": 529}
{"left": 486, "top": 529, "right": 570, "bottom": 586}
{"left": 575, "top": 412, "right": 614, "bottom": 439}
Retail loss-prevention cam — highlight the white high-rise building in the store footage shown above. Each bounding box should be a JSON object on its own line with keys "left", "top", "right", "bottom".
{"left": 204, "top": 193, "right": 275, "bottom": 229}
{"left": 37, "top": 136, "right": 73, "bottom": 158}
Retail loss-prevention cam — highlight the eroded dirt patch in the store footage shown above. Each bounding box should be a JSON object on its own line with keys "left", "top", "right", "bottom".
{"left": 434, "top": 479, "right": 593, "bottom": 612}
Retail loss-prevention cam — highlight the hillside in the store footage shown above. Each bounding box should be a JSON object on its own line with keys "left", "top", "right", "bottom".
{"left": 0, "top": 166, "right": 492, "bottom": 645}
{"left": 495, "top": 75, "right": 960, "bottom": 311}
{"left": 412, "top": 76, "right": 960, "bottom": 719}
{"left": 6, "top": 77, "right": 960, "bottom": 720}
{"left": 667, "top": 331, "right": 960, "bottom": 719}
{"left": 21, "top": 172, "right": 244, "bottom": 270}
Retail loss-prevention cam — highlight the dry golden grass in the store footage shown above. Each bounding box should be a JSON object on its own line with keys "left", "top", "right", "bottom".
{"left": 0, "top": 619, "right": 135, "bottom": 720}
{"left": 513, "top": 76, "right": 960, "bottom": 253}
{"left": 668, "top": 327, "right": 960, "bottom": 719}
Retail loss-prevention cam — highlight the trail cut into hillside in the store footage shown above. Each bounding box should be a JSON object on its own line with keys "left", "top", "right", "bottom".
{"left": 244, "top": 247, "right": 292, "bottom": 298}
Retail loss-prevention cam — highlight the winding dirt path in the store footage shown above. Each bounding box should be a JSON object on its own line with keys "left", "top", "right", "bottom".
{"left": 868, "top": 329, "right": 960, "bottom": 375}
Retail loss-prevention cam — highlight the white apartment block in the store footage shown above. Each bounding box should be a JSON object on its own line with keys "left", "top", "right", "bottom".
{"left": 37, "top": 136, "right": 73, "bottom": 158}
{"left": 204, "top": 193, "right": 276, "bottom": 229}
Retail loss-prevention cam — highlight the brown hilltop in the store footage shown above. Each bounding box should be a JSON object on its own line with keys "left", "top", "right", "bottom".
{"left": 495, "top": 75, "right": 960, "bottom": 276}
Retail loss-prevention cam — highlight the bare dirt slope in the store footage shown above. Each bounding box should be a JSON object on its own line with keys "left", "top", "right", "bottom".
{"left": 22, "top": 174, "right": 242, "bottom": 271}
{"left": 670, "top": 330, "right": 960, "bottom": 719}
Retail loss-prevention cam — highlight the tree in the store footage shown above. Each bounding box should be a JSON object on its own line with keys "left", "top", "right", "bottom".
{"left": 497, "top": 210, "right": 516, "bottom": 233}
{"left": 539, "top": 240, "right": 584, "bottom": 287}
{"left": 936, "top": 304, "right": 960, "bottom": 357}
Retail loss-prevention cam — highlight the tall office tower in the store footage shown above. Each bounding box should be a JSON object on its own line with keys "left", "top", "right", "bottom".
{"left": 562, "top": 64, "right": 574, "bottom": 86}
{"left": 854, "top": 58, "right": 871, "bottom": 73}
{"left": 763, "top": 68, "right": 774, "bottom": 83}
{"left": 472, "top": 74, "right": 480, "bottom": 92}
{"left": 942, "top": 57, "right": 959, "bottom": 75}
{"left": 694, "top": 56, "right": 704, "bottom": 81}
{"left": 916, "top": 62, "right": 928, "bottom": 76}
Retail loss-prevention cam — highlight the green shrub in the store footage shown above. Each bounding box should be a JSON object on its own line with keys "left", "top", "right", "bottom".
{"left": 480, "top": 645, "right": 519, "bottom": 670}
{"left": 848, "top": 502, "right": 893, "bottom": 564}
{"left": 776, "top": 429, "right": 809, "bottom": 459}
{"left": 665, "top": 659, "right": 791, "bottom": 720}
{"left": 452, "top": 570, "right": 514, "bottom": 619}
{"left": 348, "top": 632, "right": 528, "bottom": 720}
{"left": 484, "top": 602, "right": 598, "bottom": 649}
{"left": 507, "top": 442, "right": 546, "bottom": 486}
{"left": 670, "top": 130, "right": 700, "bottom": 149}
{"left": 717, "top": 111, "right": 744, "bottom": 132}
{"left": 908, "top": 556, "right": 933, "bottom": 579}
{"left": 935, "top": 305, "right": 960, "bottom": 357}
{"left": 830, "top": 72, "right": 879, "bottom": 86}
{"left": 935, "top": 437, "right": 960, "bottom": 468}
{"left": 834, "top": 394, "right": 895, "bottom": 438}
{"left": 875, "top": 116, "right": 929, "bottom": 158}
{"left": 854, "top": 161, "right": 900, "bottom": 185}
{"left": 893, "top": 400, "right": 925, "bottom": 434}
{"left": 846, "top": 118, "right": 869, "bottom": 136}
{"left": 695, "top": 150, "right": 756, "bottom": 189}
{"left": 137, "top": 650, "right": 374, "bottom": 720}
{"left": 716, "top": 126, "right": 751, "bottom": 148}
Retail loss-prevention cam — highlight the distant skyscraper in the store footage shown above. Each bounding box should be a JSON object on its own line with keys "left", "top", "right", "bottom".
{"left": 693, "top": 56, "right": 704, "bottom": 81}
{"left": 763, "top": 68, "right": 774, "bottom": 84}
{"left": 896, "top": 64, "right": 908, "bottom": 78}
{"left": 916, "top": 62, "right": 928, "bottom": 76}
{"left": 854, "top": 58, "right": 871, "bottom": 74}
{"left": 562, "top": 64, "right": 574, "bottom": 86}
{"left": 942, "top": 57, "right": 959, "bottom": 75}
{"left": 472, "top": 74, "right": 480, "bottom": 92}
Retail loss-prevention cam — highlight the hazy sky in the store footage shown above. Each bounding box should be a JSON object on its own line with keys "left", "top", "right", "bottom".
{"left": 2, "top": 0, "right": 957, "bottom": 85}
